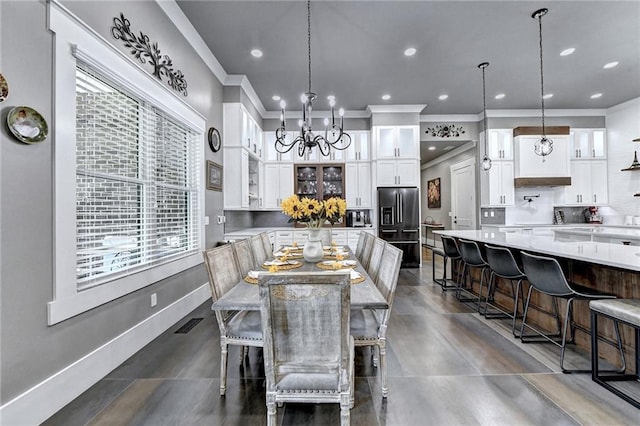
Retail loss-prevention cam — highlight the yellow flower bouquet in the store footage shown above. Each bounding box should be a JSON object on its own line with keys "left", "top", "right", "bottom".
{"left": 280, "top": 195, "right": 347, "bottom": 228}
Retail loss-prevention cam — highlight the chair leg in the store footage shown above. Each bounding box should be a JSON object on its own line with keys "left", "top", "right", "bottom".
{"left": 266, "top": 394, "right": 277, "bottom": 426}
{"left": 220, "top": 342, "right": 228, "bottom": 396}
{"left": 478, "top": 270, "right": 491, "bottom": 314}
{"left": 340, "top": 399, "right": 351, "bottom": 426}
{"left": 379, "top": 340, "right": 388, "bottom": 398}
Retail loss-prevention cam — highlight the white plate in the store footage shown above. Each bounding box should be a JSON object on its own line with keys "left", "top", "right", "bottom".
{"left": 264, "top": 260, "right": 300, "bottom": 266}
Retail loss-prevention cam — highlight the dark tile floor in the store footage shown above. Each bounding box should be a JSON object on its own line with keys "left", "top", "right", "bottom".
{"left": 45, "top": 251, "right": 639, "bottom": 425}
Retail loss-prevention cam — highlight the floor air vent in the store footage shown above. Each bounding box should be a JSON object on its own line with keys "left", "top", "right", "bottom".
{"left": 174, "top": 318, "right": 203, "bottom": 334}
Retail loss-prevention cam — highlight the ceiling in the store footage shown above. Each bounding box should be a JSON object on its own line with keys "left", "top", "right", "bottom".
{"left": 176, "top": 0, "right": 640, "bottom": 161}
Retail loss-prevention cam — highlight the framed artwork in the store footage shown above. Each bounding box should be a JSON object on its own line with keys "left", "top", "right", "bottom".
{"left": 427, "top": 177, "right": 441, "bottom": 208}
{"left": 206, "top": 160, "right": 223, "bottom": 191}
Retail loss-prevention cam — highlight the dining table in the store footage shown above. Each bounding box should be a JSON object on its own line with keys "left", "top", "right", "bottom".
{"left": 211, "top": 246, "right": 389, "bottom": 311}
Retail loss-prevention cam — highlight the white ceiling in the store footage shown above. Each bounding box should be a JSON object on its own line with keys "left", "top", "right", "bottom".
{"left": 175, "top": 0, "right": 640, "bottom": 161}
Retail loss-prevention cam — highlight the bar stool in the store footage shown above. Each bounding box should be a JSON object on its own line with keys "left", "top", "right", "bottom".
{"left": 457, "top": 239, "right": 490, "bottom": 308}
{"left": 439, "top": 235, "right": 462, "bottom": 292}
{"left": 520, "top": 251, "right": 626, "bottom": 373}
{"left": 484, "top": 244, "right": 526, "bottom": 336}
{"left": 590, "top": 299, "right": 638, "bottom": 408}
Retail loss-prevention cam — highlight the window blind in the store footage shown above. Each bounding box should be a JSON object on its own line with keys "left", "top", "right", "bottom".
{"left": 75, "top": 63, "right": 200, "bottom": 289}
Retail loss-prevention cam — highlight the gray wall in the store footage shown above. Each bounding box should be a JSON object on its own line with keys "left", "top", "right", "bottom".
{"left": 0, "top": 0, "right": 224, "bottom": 404}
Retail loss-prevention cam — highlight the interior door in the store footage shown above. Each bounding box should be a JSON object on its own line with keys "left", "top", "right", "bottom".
{"left": 451, "top": 159, "right": 476, "bottom": 230}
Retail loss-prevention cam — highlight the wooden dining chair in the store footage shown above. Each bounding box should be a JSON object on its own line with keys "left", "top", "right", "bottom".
{"left": 259, "top": 271, "right": 353, "bottom": 426}
{"left": 367, "top": 237, "right": 386, "bottom": 283}
{"left": 351, "top": 243, "right": 402, "bottom": 398}
{"left": 202, "top": 244, "right": 263, "bottom": 396}
{"left": 250, "top": 234, "right": 268, "bottom": 267}
{"left": 231, "top": 238, "right": 255, "bottom": 276}
{"left": 359, "top": 232, "right": 375, "bottom": 270}
{"left": 355, "top": 231, "right": 368, "bottom": 261}
{"left": 259, "top": 232, "right": 273, "bottom": 259}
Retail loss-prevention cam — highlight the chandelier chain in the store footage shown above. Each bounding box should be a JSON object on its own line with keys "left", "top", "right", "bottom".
{"left": 537, "top": 12, "right": 546, "bottom": 137}
{"left": 307, "top": 0, "right": 312, "bottom": 93}
{"left": 481, "top": 66, "right": 488, "bottom": 149}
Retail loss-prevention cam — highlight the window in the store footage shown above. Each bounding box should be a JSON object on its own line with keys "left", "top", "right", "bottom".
{"left": 75, "top": 64, "right": 200, "bottom": 289}
{"left": 49, "top": 2, "right": 205, "bottom": 324}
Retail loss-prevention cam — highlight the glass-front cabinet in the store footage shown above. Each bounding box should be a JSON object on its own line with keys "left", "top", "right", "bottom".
{"left": 294, "top": 163, "right": 345, "bottom": 226}
{"left": 294, "top": 164, "right": 344, "bottom": 201}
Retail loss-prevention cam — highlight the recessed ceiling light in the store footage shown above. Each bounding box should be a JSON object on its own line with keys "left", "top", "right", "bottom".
{"left": 560, "top": 48, "right": 575, "bottom": 56}
{"left": 543, "top": 93, "right": 554, "bottom": 99}
{"left": 250, "top": 49, "right": 263, "bottom": 58}
{"left": 428, "top": 146, "right": 436, "bottom": 151}
{"left": 381, "top": 94, "right": 391, "bottom": 101}
{"left": 272, "top": 95, "right": 281, "bottom": 101}
{"left": 603, "top": 61, "right": 619, "bottom": 69}
{"left": 495, "top": 93, "right": 506, "bottom": 100}
{"left": 404, "top": 47, "right": 417, "bottom": 57}
{"left": 438, "top": 94, "right": 448, "bottom": 100}
{"left": 590, "top": 93, "right": 603, "bottom": 99}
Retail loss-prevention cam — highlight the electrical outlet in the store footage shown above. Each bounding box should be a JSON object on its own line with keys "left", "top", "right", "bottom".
{"left": 204, "top": 216, "right": 209, "bottom": 225}
{"left": 490, "top": 211, "right": 495, "bottom": 217}
{"left": 483, "top": 211, "right": 488, "bottom": 217}
{"left": 151, "top": 293, "right": 157, "bottom": 307}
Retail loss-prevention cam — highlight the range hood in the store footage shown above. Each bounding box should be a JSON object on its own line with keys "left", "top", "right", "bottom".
{"left": 513, "top": 126, "right": 572, "bottom": 187}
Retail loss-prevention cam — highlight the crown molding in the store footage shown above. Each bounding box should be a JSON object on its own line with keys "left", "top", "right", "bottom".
{"left": 486, "top": 108, "right": 606, "bottom": 117}
{"left": 367, "top": 105, "right": 427, "bottom": 114}
{"left": 224, "top": 75, "right": 267, "bottom": 116}
{"left": 262, "top": 109, "right": 371, "bottom": 120}
{"left": 421, "top": 114, "right": 480, "bottom": 122}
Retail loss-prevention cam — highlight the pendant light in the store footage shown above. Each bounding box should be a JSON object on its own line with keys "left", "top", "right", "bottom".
{"left": 532, "top": 8, "right": 553, "bottom": 162}
{"left": 478, "top": 62, "right": 492, "bottom": 171}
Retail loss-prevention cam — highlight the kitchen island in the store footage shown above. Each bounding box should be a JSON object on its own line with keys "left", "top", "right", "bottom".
{"left": 434, "top": 229, "right": 639, "bottom": 371}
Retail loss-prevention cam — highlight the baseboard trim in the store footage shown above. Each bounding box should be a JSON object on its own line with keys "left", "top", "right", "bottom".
{"left": 0, "top": 283, "right": 210, "bottom": 426}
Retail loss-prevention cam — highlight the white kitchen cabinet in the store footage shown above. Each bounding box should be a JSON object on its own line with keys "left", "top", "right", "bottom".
{"left": 223, "top": 148, "right": 248, "bottom": 209}
{"left": 377, "top": 159, "right": 419, "bottom": 187}
{"left": 263, "top": 163, "right": 294, "bottom": 209}
{"left": 224, "top": 103, "right": 262, "bottom": 154}
{"left": 344, "top": 131, "right": 370, "bottom": 161}
{"left": 374, "top": 126, "right": 419, "bottom": 159}
{"left": 264, "top": 131, "right": 294, "bottom": 162}
{"left": 345, "top": 162, "right": 372, "bottom": 208}
{"left": 249, "top": 160, "right": 263, "bottom": 209}
{"left": 570, "top": 129, "right": 606, "bottom": 159}
{"left": 330, "top": 229, "right": 348, "bottom": 246}
{"left": 564, "top": 160, "right": 608, "bottom": 205}
{"left": 275, "top": 230, "right": 294, "bottom": 248}
{"left": 486, "top": 129, "right": 513, "bottom": 160}
{"left": 482, "top": 161, "right": 514, "bottom": 206}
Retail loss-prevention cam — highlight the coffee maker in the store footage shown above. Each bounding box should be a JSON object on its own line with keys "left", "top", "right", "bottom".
{"left": 584, "top": 206, "right": 602, "bottom": 224}
{"left": 350, "top": 211, "right": 365, "bottom": 227}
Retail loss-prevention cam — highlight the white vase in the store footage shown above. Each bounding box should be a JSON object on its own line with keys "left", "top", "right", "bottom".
{"left": 303, "top": 228, "right": 324, "bottom": 262}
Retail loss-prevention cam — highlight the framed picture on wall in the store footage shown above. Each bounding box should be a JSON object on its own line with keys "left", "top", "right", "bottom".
{"left": 427, "top": 177, "right": 441, "bottom": 208}
{"left": 206, "top": 160, "right": 223, "bottom": 191}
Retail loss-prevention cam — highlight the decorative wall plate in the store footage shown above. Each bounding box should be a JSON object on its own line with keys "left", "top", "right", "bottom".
{"left": 7, "top": 106, "right": 48, "bottom": 144}
{"left": 0, "top": 73, "right": 8, "bottom": 102}
{"left": 208, "top": 127, "right": 221, "bottom": 152}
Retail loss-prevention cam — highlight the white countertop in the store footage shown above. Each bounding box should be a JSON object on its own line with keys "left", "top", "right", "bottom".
{"left": 434, "top": 229, "right": 640, "bottom": 272}
{"left": 553, "top": 226, "right": 640, "bottom": 239}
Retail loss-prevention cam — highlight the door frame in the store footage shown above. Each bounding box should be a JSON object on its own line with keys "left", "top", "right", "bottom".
{"left": 450, "top": 157, "right": 477, "bottom": 230}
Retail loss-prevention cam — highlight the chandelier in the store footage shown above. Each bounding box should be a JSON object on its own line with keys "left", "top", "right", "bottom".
{"left": 532, "top": 8, "right": 553, "bottom": 162}
{"left": 478, "top": 62, "right": 492, "bottom": 171}
{"left": 274, "top": 0, "right": 351, "bottom": 157}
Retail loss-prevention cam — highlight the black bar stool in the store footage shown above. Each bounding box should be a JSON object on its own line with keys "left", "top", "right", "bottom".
{"left": 484, "top": 244, "right": 527, "bottom": 336}
{"left": 520, "top": 251, "right": 626, "bottom": 374}
{"left": 439, "top": 235, "right": 462, "bottom": 292}
{"left": 457, "top": 239, "right": 490, "bottom": 308}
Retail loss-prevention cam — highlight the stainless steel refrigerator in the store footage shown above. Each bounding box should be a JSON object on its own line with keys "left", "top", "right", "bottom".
{"left": 377, "top": 187, "right": 420, "bottom": 267}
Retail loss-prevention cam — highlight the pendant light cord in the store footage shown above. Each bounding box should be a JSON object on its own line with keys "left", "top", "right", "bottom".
{"left": 307, "top": 0, "right": 312, "bottom": 93}
{"left": 537, "top": 12, "right": 546, "bottom": 138}
{"left": 481, "top": 65, "right": 488, "bottom": 152}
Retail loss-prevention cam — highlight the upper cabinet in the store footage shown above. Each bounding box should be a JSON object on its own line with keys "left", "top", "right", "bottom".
{"left": 224, "top": 103, "right": 263, "bottom": 156}
{"left": 486, "top": 129, "right": 513, "bottom": 160}
{"left": 264, "top": 131, "right": 294, "bottom": 162}
{"left": 374, "top": 126, "right": 419, "bottom": 159}
{"left": 513, "top": 126, "right": 571, "bottom": 184}
{"left": 344, "top": 131, "right": 370, "bottom": 161}
{"left": 570, "top": 129, "right": 606, "bottom": 159}
{"left": 263, "top": 163, "right": 294, "bottom": 210}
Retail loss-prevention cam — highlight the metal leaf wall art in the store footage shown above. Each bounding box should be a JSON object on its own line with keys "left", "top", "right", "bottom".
{"left": 111, "top": 13, "right": 188, "bottom": 96}
{"left": 426, "top": 124, "right": 465, "bottom": 138}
